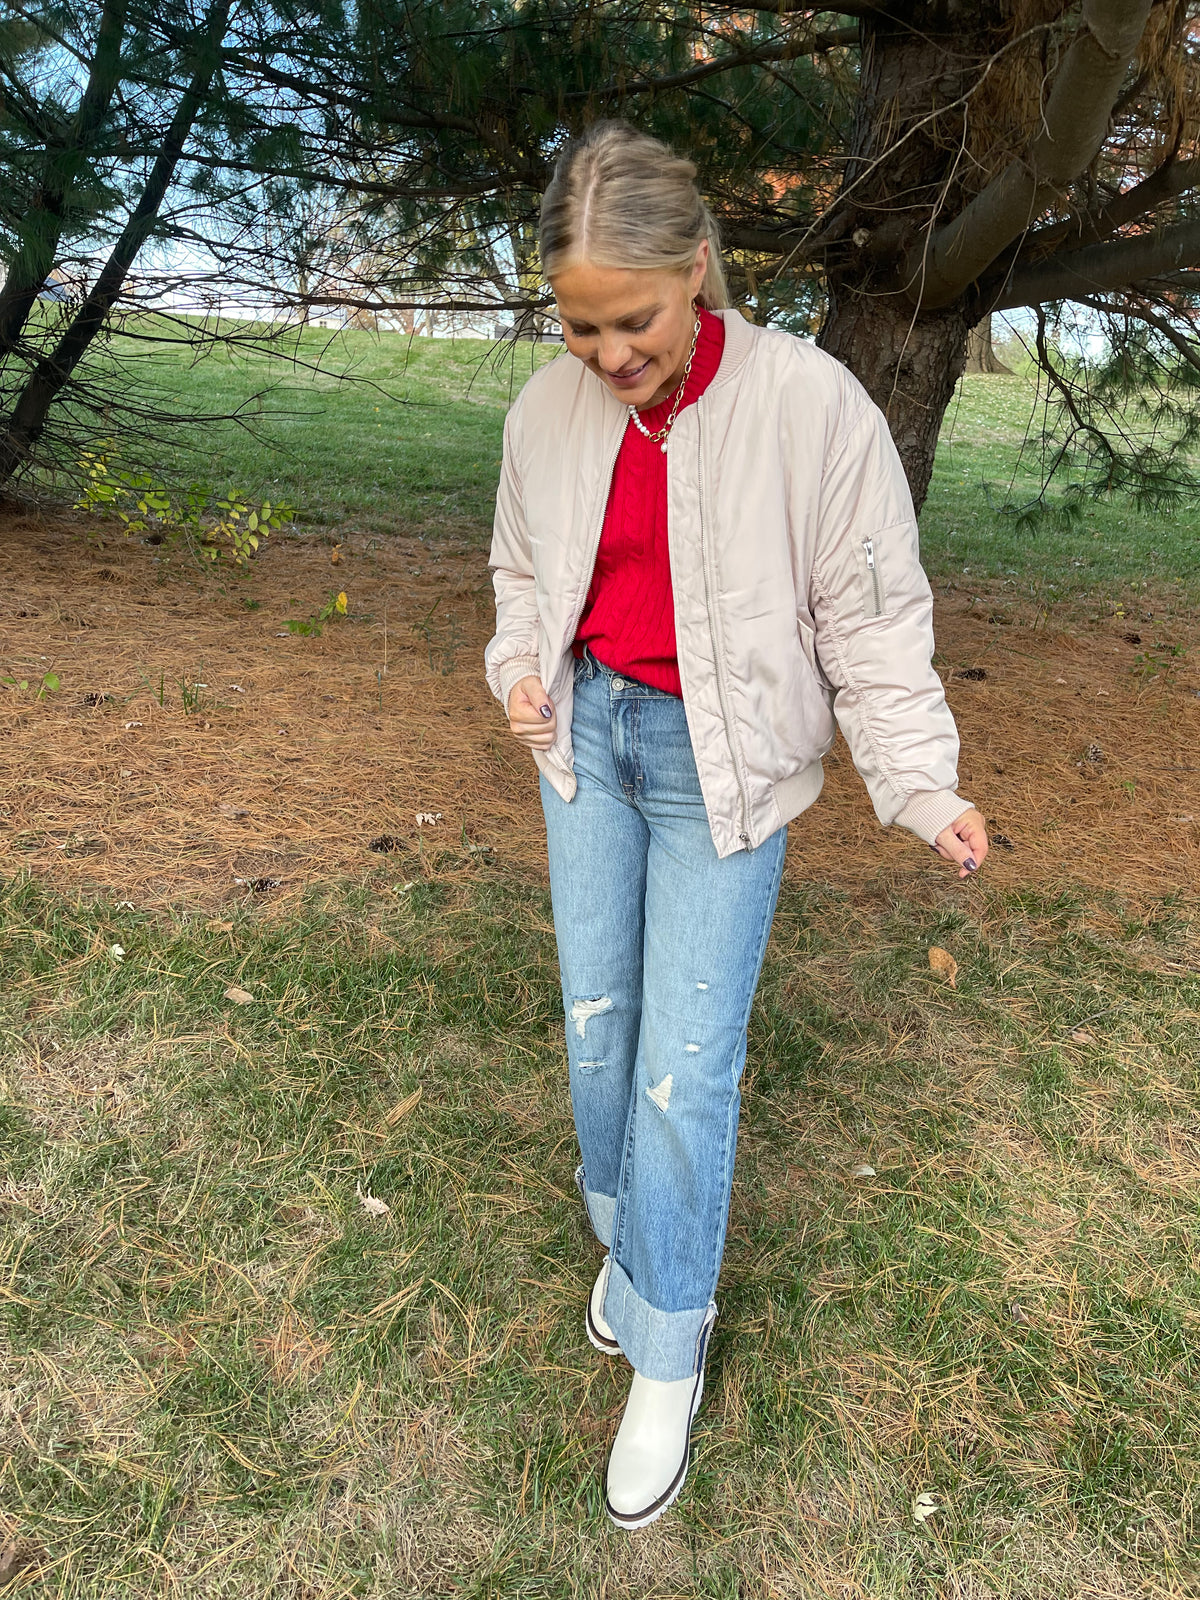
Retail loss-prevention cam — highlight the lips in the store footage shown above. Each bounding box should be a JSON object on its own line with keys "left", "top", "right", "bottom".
{"left": 605, "top": 360, "right": 650, "bottom": 390}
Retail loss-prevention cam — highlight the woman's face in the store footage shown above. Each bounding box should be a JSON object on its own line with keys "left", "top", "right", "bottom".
{"left": 551, "top": 244, "right": 709, "bottom": 409}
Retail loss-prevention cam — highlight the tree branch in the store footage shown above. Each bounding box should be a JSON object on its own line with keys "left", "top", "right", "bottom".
{"left": 0, "top": 0, "right": 130, "bottom": 354}
{"left": 1018, "top": 154, "right": 1200, "bottom": 257}
{"left": 907, "top": 0, "right": 1154, "bottom": 309}
{"left": 1074, "top": 291, "right": 1200, "bottom": 374}
{"left": 0, "top": 0, "right": 233, "bottom": 483}
{"left": 568, "top": 23, "right": 859, "bottom": 99}
{"left": 991, "top": 217, "right": 1200, "bottom": 310}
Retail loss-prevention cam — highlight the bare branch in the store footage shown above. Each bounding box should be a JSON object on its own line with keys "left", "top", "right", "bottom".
{"left": 1020, "top": 155, "right": 1200, "bottom": 256}
{"left": 571, "top": 23, "right": 859, "bottom": 99}
{"left": 1074, "top": 292, "right": 1200, "bottom": 374}
{"left": 992, "top": 217, "right": 1200, "bottom": 309}
{"left": 908, "top": 0, "right": 1154, "bottom": 309}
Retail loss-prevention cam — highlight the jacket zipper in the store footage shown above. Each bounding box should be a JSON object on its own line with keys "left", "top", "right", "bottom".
{"left": 696, "top": 406, "right": 754, "bottom": 846}
{"left": 863, "top": 537, "right": 884, "bottom": 616}
{"left": 552, "top": 414, "right": 627, "bottom": 773}
{"left": 563, "top": 416, "right": 626, "bottom": 653}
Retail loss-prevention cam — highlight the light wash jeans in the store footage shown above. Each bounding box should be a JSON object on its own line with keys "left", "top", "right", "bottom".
{"left": 539, "top": 643, "right": 787, "bottom": 1382}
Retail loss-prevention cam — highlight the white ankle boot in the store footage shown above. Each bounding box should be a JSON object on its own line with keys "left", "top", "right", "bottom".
{"left": 605, "top": 1358, "right": 707, "bottom": 1529}
{"left": 586, "top": 1255, "right": 621, "bottom": 1355}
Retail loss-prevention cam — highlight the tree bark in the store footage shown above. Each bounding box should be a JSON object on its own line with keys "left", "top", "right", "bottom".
{"left": 820, "top": 292, "right": 971, "bottom": 512}
{"left": 817, "top": 7, "right": 984, "bottom": 511}
{"left": 965, "top": 314, "right": 1013, "bottom": 374}
{"left": 909, "top": 0, "right": 1153, "bottom": 309}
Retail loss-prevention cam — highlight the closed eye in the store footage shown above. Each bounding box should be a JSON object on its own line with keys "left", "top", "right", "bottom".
{"left": 565, "top": 311, "right": 658, "bottom": 337}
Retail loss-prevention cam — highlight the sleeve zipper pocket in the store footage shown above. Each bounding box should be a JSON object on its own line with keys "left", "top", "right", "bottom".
{"left": 861, "top": 537, "right": 886, "bottom": 617}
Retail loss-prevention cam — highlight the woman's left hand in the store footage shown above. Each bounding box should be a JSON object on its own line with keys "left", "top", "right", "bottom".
{"left": 932, "top": 808, "right": 989, "bottom": 879}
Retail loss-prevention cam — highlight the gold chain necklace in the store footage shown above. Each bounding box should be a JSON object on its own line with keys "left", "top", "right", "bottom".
{"left": 627, "top": 311, "right": 702, "bottom": 454}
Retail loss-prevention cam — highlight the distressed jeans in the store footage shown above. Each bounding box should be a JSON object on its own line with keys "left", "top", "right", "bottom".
{"left": 539, "top": 642, "right": 788, "bottom": 1382}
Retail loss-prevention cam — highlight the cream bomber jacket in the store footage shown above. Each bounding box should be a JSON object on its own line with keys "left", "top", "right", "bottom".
{"left": 483, "top": 307, "right": 971, "bottom": 860}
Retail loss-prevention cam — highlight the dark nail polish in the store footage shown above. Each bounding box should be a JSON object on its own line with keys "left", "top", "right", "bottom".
{"left": 964, "top": 857, "right": 978, "bottom": 871}
{"left": 539, "top": 704, "right": 552, "bottom": 718}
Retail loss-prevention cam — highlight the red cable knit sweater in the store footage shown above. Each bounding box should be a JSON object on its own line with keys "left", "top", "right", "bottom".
{"left": 571, "top": 307, "right": 726, "bottom": 697}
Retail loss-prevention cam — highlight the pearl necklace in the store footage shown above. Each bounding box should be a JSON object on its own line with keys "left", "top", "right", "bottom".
{"left": 627, "top": 311, "right": 702, "bottom": 453}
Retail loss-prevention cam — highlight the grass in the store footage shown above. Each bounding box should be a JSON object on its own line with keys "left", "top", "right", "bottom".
{"left": 4, "top": 326, "right": 1200, "bottom": 1593}
{"left": 923, "top": 373, "right": 1200, "bottom": 603}
{"left": 2, "top": 864, "right": 1198, "bottom": 1595}
{"left": 47, "top": 315, "right": 559, "bottom": 536}
{"left": 38, "top": 315, "right": 1200, "bottom": 605}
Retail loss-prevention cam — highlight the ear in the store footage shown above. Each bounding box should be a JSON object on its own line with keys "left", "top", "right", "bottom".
{"left": 690, "top": 239, "right": 709, "bottom": 295}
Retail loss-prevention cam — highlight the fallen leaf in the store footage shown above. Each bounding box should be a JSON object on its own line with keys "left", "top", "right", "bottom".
{"left": 1009, "top": 1301, "right": 1031, "bottom": 1324}
{"left": 0, "top": 1542, "right": 40, "bottom": 1583}
{"left": 850, "top": 1163, "right": 876, "bottom": 1178}
{"left": 385, "top": 1085, "right": 424, "bottom": 1126}
{"left": 356, "top": 1182, "right": 390, "bottom": 1217}
{"left": 224, "top": 985, "right": 255, "bottom": 1005}
{"left": 207, "top": 919, "right": 234, "bottom": 933}
{"left": 1070, "top": 1028, "right": 1094, "bottom": 1045}
{"left": 928, "top": 946, "right": 958, "bottom": 986}
{"left": 913, "top": 1492, "right": 939, "bottom": 1525}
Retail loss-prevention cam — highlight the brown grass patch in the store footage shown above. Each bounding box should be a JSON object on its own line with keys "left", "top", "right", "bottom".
{"left": 253, "top": 1309, "right": 333, "bottom": 1385}
{"left": 0, "top": 506, "right": 1197, "bottom": 909}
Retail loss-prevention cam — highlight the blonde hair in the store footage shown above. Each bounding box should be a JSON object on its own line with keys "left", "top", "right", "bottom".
{"left": 539, "top": 121, "right": 730, "bottom": 310}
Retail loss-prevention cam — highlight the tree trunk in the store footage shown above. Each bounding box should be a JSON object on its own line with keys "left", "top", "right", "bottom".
{"left": 0, "top": 2, "right": 230, "bottom": 486}
{"left": 0, "top": 0, "right": 129, "bottom": 358}
{"left": 820, "top": 293, "right": 971, "bottom": 514}
{"left": 817, "top": 4, "right": 1004, "bottom": 512}
{"left": 965, "top": 314, "right": 1014, "bottom": 374}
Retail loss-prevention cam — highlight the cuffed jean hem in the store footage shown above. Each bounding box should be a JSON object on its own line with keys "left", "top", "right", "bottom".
{"left": 575, "top": 1163, "right": 615, "bottom": 1249}
{"left": 605, "top": 1256, "right": 718, "bottom": 1382}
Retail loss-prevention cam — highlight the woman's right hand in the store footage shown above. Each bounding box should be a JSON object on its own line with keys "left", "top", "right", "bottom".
{"left": 506, "top": 674, "right": 558, "bottom": 750}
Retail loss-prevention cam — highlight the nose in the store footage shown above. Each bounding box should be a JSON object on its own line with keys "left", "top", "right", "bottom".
{"left": 597, "top": 330, "right": 636, "bottom": 374}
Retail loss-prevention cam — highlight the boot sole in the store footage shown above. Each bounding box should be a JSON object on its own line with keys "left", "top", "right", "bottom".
{"left": 586, "top": 1257, "right": 621, "bottom": 1356}
{"left": 605, "top": 1334, "right": 710, "bottom": 1531}
{"left": 586, "top": 1301, "right": 622, "bottom": 1356}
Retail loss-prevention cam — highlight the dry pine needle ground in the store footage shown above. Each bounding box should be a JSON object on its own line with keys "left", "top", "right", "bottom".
{"left": 0, "top": 507, "right": 1196, "bottom": 909}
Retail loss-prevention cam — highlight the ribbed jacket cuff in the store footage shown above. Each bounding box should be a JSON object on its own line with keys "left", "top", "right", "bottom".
{"left": 496, "top": 653, "right": 542, "bottom": 711}
{"left": 893, "top": 789, "right": 973, "bottom": 846}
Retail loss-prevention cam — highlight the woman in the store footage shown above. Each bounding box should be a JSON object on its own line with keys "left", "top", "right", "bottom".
{"left": 483, "top": 121, "right": 988, "bottom": 1530}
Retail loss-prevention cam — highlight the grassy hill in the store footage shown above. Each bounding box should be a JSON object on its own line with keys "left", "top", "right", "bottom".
{"left": 53, "top": 317, "right": 1200, "bottom": 603}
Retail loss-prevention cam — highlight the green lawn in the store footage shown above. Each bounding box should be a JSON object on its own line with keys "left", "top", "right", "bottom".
{"left": 2, "top": 869, "right": 1197, "bottom": 1595}
{"left": 3, "top": 330, "right": 1199, "bottom": 1596}
{"left": 51, "top": 318, "right": 1200, "bottom": 601}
